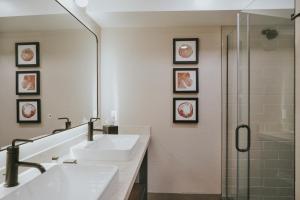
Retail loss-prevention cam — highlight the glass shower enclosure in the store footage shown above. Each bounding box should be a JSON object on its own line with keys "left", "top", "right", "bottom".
{"left": 222, "top": 12, "right": 295, "bottom": 200}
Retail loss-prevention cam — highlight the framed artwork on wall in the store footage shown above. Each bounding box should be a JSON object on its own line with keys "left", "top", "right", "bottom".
{"left": 173, "top": 38, "right": 198, "bottom": 64}
{"left": 173, "top": 98, "right": 198, "bottom": 123}
{"left": 16, "top": 71, "right": 40, "bottom": 95}
{"left": 15, "top": 42, "right": 40, "bottom": 67}
{"left": 17, "top": 99, "right": 41, "bottom": 123}
{"left": 173, "top": 68, "right": 198, "bottom": 93}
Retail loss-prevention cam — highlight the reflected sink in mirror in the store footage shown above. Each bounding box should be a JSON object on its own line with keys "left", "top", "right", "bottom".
{"left": 71, "top": 134, "right": 140, "bottom": 161}
{"left": 0, "top": 164, "right": 118, "bottom": 200}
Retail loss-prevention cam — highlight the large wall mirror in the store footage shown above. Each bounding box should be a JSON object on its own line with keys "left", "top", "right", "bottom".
{"left": 0, "top": 0, "right": 98, "bottom": 147}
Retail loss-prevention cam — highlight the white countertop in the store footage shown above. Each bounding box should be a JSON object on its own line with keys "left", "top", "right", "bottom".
{"left": 62, "top": 132, "right": 150, "bottom": 200}
{"left": 0, "top": 126, "right": 151, "bottom": 200}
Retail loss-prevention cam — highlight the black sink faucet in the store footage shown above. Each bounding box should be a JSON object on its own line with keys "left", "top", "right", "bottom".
{"left": 5, "top": 139, "right": 46, "bottom": 187}
{"left": 88, "top": 117, "right": 101, "bottom": 141}
{"left": 52, "top": 117, "right": 71, "bottom": 134}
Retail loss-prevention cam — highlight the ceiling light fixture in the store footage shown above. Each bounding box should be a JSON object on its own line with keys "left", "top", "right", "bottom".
{"left": 74, "top": 0, "right": 89, "bottom": 8}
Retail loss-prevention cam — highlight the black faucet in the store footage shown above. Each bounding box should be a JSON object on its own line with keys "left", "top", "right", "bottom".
{"left": 4, "top": 139, "right": 46, "bottom": 187}
{"left": 52, "top": 117, "right": 71, "bottom": 134}
{"left": 88, "top": 117, "right": 101, "bottom": 141}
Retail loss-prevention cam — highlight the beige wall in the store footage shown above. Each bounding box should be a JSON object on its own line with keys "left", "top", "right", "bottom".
{"left": 0, "top": 30, "right": 97, "bottom": 147}
{"left": 101, "top": 27, "right": 222, "bottom": 194}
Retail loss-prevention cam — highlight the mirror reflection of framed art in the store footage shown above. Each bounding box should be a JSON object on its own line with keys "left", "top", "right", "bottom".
{"left": 17, "top": 99, "right": 41, "bottom": 123}
{"left": 15, "top": 42, "right": 40, "bottom": 67}
{"left": 16, "top": 71, "right": 40, "bottom": 95}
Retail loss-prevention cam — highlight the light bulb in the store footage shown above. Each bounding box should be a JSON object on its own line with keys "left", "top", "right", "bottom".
{"left": 74, "top": 0, "right": 88, "bottom": 8}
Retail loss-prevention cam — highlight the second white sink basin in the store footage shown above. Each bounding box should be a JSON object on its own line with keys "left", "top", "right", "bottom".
{"left": 0, "top": 164, "right": 118, "bottom": 200}
{"left": 71, "top": 134, "right": 140, "bottom": 161}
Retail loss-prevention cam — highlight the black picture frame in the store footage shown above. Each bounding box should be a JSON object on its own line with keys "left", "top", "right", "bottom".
{"left": 16, "top": 71, "right": 40, "bottom": 95}
{"left": 173, "top": 68, "right": 198, "bottom": 93}
{"left": 173, "top": 98, "right": 198, "bottom": 123}
{"left": 173, "top": 38, "right": 199, "bottom": 64}
{"left": 17, "top": 99, "right": 41, "bottom": 123}
{"left": 15, "top": 42, "right": 40, "bottom": 67}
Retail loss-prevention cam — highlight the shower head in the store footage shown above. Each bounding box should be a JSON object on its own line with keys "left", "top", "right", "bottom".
{"left": 262, "top": 29, "right": 278, "bottom": 40}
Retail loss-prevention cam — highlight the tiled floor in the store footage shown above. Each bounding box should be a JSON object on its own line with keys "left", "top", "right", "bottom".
{"left": 148, "top": 193, "right": 221, "bottom": 200}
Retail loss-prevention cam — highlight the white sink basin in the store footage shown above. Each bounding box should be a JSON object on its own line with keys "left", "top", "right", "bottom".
{"left": 0, "top": 164, "right": 118, "bottom": 200}
{"left": 71, "top": 134, "right": 140, "bottom": 161}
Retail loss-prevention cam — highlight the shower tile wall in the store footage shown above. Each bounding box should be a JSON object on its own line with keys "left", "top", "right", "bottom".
{"left": 249, "top": 25, "right": 294, "bottom": 200}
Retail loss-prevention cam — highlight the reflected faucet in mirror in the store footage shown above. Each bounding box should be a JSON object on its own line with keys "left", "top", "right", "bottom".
{"left": 5, "top": 139, "right": 46, "bottom": 187}
{"left": 52, "top": 117, "right": 72, "bottom": 134}
{"left": 88, "top": 117, "right": 101, "bottom": 141}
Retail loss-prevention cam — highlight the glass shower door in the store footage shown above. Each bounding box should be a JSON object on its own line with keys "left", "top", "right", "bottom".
{"left": 226, "top": 12, "right": 250, "bottom": 200}
{"left": 248, "top": 14, "right": 295, "bottom": 200}
{"left": 225, "top": 12, "right": 295, "bottom": 200}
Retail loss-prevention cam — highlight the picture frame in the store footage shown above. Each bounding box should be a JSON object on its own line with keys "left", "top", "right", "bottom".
{"left": 15, "top": 42, "right": 40, "bottom": 67}
{"left": 16, "top": 71, "right": 40, "bottom": 95}
{"left": 17, "top": 99, "right": 41, "bottom": 123}
{"left": 173, "top": 98, "right": 198, "bottom": 123}
{"left": 173, "top": 38, "right": 198, "bottom": 64}
{"left": 173, "top": 68, "right": 198, "bottom": 93}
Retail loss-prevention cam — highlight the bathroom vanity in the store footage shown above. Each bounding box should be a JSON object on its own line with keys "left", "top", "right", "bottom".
{"left": 0, "top": 126, "right": 150, "bottom": 200}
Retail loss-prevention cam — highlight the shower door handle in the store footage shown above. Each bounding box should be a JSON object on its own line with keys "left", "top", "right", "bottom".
{"left": 235, "top": 124, "right": 251, "bottom": 152}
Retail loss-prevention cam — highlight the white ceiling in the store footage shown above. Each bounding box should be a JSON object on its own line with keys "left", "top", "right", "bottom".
{"left": 0, "top": 0, "right": 295, "bottom": 28}
{"left": 87, "top": 0, "right": 252, "bottom": 12}
{"left": 0, "top": 0, "right": 64, "bottom": 17}
{"left": 245, "top": 0, "right": 294, "bottom": 10}
{"left": 0, "top": 14, "right": 84, "bottom": 32}
{"left": 85, "top": 0, "right": 294, "bottom": 27}
{"left": 0, "top": 0, "right": 86, "bottom": 32}
{"left": 88, "top": 11, "right": 239, "bottom": 27}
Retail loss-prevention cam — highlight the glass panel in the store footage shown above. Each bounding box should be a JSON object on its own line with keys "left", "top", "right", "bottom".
{"left": 222, "top": 11, "right": 295, "bottom": 200}
{"left": 221, "top": 27, "right": 237, "bottom": 199}
{"left": 242, "top": 0, "right": 294, "bottom": 18}
{"left": 222, "top": 13, "right": 250, "bottom": 200}
{"left": 248, "top": 14, "right": 295, "bottom": 200}
{"left": 226, "top": 30, "right": 239, "bottom": 199}
{"left": 237, "top": 12, "right": 250, "bottom": 200}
